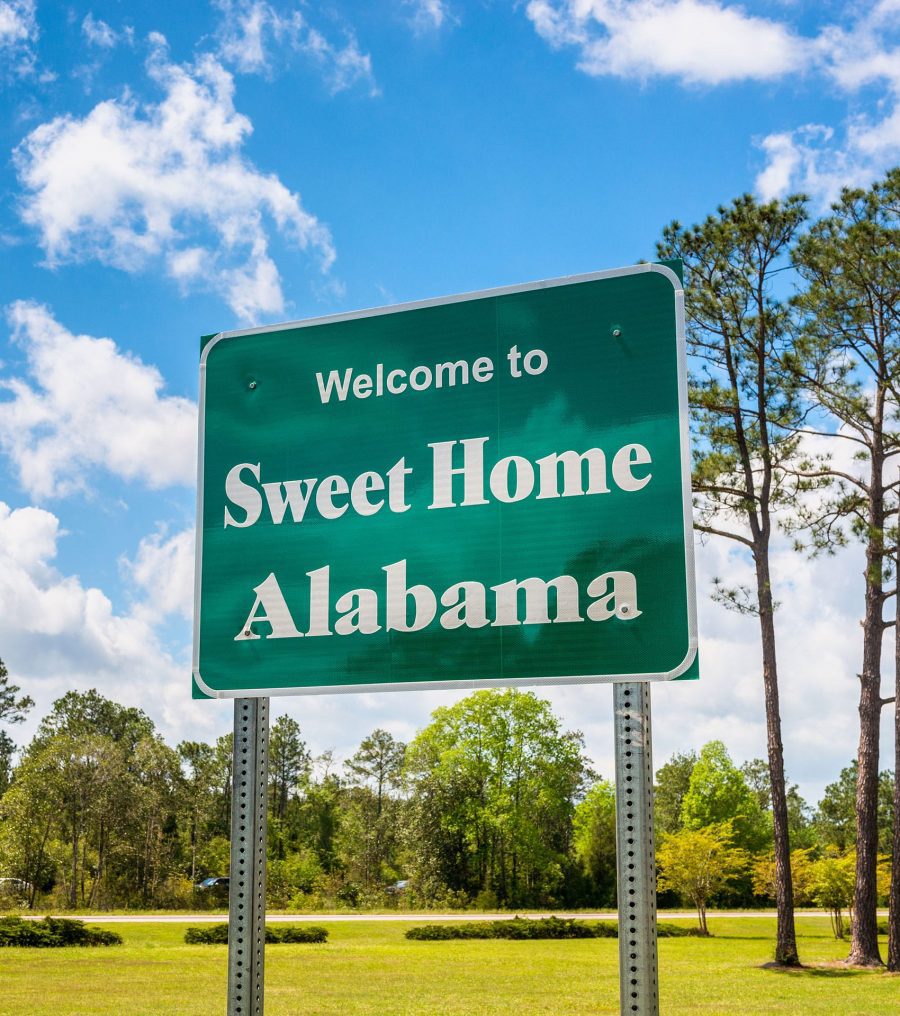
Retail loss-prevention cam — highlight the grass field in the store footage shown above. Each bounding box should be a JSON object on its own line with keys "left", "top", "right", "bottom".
{"left": 0, "top": 916, "right": 893, "bottom": 1015}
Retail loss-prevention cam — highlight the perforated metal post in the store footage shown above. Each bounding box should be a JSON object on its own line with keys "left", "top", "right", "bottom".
{"left": 228, "top": 698, "right": 269, "bottom": 1016}
{"left": 614, "top": 682, "right": 659, "bottom": 1016}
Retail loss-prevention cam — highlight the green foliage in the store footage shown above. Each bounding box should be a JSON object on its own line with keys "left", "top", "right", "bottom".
{"left": 657, "top": 193, "right": 808, "bottom": 551}
{"left": 654, "top": 750, "right": 697, "bottom": 836}
{"left": 681, "top": 742, "right": 769, "bottom": 852}
{"left": 0, "top": 659, "right": 32, "bottom": 798}
{"left": 32, "top": 690, "right": 154, "bottom": 752}
{"left": 267, "top": 850, "right": 324, "bottom": 908}
{"left": 751, "top": 848, "right": 817, "bottom": 905}
{"left": 184, "top": 923, "right": 327, "bottom": 944}
{"left": 0, "top": 692, "right": 183, "bottom": 910}
{"left": 572, "top": 780, "right": 616, "bottom": 906}
{"left": 0, "top": 687, "right": 889, "bottom": 917}
{"left": 403, "top": 689, "right": 589, "bottom": 908}
{"left": 0, "top": 916, "right": 121, "bottom": 947}
{"left": 657, "top": 823, "right": 750, "bottom": 935}
{"left": 0, "top": 658, "right": 33, "bottom": 727}
{"left": 405, "top": 917, "right": 704, "bottom": 940}
{"left": 814, "top": 762, "right": 894, "bottom": 854}
{"left": 268, "top": 716, "right": 310, "bottom": 833}
{"left": 337, "top": 730, "right": 406, "bottom": 894}
{"left": 406, "top": 917, "right": 610, "bottom": 940}
{"left": 810, "top": 852, "right": 856, "bottom": 940}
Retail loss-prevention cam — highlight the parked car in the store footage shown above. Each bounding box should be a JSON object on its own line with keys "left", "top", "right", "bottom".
{"left": 196, "top": 876, "right": 230, "bottom": 890}
{"left": 0, "top": 878, "right": 32, "bottom": 902}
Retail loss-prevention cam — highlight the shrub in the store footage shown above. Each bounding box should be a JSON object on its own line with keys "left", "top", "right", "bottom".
{"left": 0, "top": 916, "right": 121, "bottom": 948}
{"left": 407, "top": 917, "right": 605, "bottom": 940}
{"left": 276, "top": 926, "right": 328, "bottom": 944}
{"left": 184, "top": 923, "right": 327, "bottom": 944}
{"left": 405, "top": 917, "right": 704, "bottom": 941}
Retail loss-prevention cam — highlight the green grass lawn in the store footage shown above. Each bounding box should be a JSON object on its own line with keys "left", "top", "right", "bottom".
{"left": 0, "top": 917, "right": 893, "bottom": 1015}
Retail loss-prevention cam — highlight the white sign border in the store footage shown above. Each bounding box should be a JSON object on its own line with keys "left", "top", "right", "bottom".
{"left": 192, "top": 263, "right": 697, "bottom": 699}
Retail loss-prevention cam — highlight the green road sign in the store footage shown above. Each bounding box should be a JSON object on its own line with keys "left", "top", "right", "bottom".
{"left": 193, "top": 263, "right": 697, "bottom": 698}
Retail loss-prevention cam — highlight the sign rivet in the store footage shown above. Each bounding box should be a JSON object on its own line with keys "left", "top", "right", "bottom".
{"left": 248, "top": 381, "right": 257, "bottom": 390}
{"left": 612, "top": 327, "right": 622, "bottom": 338}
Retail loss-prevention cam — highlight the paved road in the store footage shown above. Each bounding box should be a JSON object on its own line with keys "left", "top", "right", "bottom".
{"left": 31, "top": 910, "right": 873, "bottom": 924}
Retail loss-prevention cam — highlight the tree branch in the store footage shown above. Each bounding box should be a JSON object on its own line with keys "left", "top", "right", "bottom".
{"left": 696, "top": 524, "right": 755, "bottom": 550}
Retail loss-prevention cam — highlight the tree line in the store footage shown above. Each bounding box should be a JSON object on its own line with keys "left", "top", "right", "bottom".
{"left": 0, "top": 168, "right": 899, "bottom": 969}
{"left": 0, "top": 681, "right": 892, "bottom": 929}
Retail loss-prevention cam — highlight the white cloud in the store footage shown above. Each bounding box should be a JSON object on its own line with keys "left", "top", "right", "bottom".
{"left": 81, "top": 13, "right": 118, "bottom": 49}
{"left": 0, "top": 0, "right": 37, "bottom": 75}
{"left": 525, "top": 0, "right": 808, "bottom": 85}
{"left": 122, "top": 526, "right": 195, "bottom": 622}
{"left": 754, "top": 1, "right": 900, "bottom": 202}
{"left": 14, "top": 35, "right": 336, "bottom": 322}
{"left": 756, "top": 108, "right": 900, "bottom": 206}
{"left": 214, "top": 0, "right": 377, "bottom": 94}
{"left": 523, "top": 2, "right": 900, "bottom": 204}
{"left": 0, "top": 501, "right": 227, "bottom": 744}
{"left": 0, "top": 302, "right": 197, "bottom": 500}
{"left": 403, "top": 0, "right": 452, "bottom": 33}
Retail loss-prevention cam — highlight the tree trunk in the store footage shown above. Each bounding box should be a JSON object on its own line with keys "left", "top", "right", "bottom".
{"left": 849, "top": 472, "right": 886, "bottom": 967}
{"left": 850, "top": 679, "right": 885, "bottom": 965}
{"left": 69, "top": 804, "right": 78, "bottom": 910}
{"left": 755, "top": 552, "right": 800, "bottom": 966}
{"left": 849, "top": 430, "right": 889, "bottom": 967}
{"left": 887, "top": 575, "right": 900, "bottom": 971}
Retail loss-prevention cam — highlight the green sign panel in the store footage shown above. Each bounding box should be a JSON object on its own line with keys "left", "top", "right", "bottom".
{"left": 193, "top": 264, "right": 697, "bottom": 698}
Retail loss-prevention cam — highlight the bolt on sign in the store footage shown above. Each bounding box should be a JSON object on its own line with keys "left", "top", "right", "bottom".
{"left": 192, "top": 263, "right": 697, "bottom": 698}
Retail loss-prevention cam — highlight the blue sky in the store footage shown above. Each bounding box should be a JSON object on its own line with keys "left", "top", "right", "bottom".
{"left": 1, "top": 1, "right": 898, "bottom": 803}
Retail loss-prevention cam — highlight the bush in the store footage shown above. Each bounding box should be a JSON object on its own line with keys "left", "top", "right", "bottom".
{"left": 0, "top": 916, "right": 121, "bottom": 948}
{"left": 276, "top": 926, "right": 328, "bottom": 944}
{"left": 405, "top": 917, "right": 704, "bottom": 941}
{"left": 184, "top": 923, "right": 327, "bottom": 944}
{"left": 406, "top": 917, "right": 608, "bottom": 940}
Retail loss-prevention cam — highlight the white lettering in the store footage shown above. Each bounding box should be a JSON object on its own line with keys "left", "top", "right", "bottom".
{"left": 586, "top": 571, "right": 641, "bottom": 621}
{"left": 428, "top": 437, "right": 490, "bottom": 509}
{"left": 315, "top": 475, "right": 350, "bottom": 519}
{"left": 612, "top": 444, "right": 652, "bottom": 492}
{"left": 489, "top": 455, "right": 535, "bottom": 504}
{"left": 491, "top": 576, "right": 584, "bottom": 627}
{"left": 224, "top": 462, "right": 263, "bottom": 529}
{"left": 262, "top": 479, "right": 315, "bottom": 524}
{"left": 350, "top": 471, "right": 385, "bottom": 516}
{"left": 439, "top": 582, "right": 489, "bottom": 629}
{"left": 335, "top": 588, "right": 381, "bottom": 635}
{"left": 384, "top": 560, "right": 436, "bottom": 632}
{"left": 306, "top": 566, "right": 333, "bottom": 636}
{"left": 315, "top": 368, "right": 353, "bottom": 404}
{"left": 536, "top": 449, "right": 610, "bottom": 499}
{"left": 234, "top": 573, "right": 303, "bottom": 640}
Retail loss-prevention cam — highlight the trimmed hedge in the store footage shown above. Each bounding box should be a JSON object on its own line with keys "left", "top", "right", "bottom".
{"left": 0, "top": 916, "right": 122, "bottom": 948}
{"left": 405, "top": 917, "right": 704, "bottom": 941}
{"left": 184, "top": 923, "right": 327, "bottom": 945}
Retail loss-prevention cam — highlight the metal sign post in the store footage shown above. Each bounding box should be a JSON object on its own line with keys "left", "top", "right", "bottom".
{"left": 614, "top": 682, "right": 658, "bottom": 1016}
{"left": 227, "top": 698, "right": 269, "bottom": 1016}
